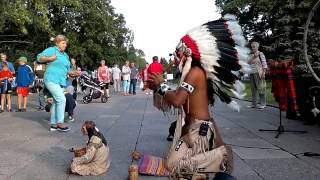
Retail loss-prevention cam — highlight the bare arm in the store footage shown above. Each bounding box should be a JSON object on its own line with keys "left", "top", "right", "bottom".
{"left": 163, "top": 89, "right": 189, "bottom": 107}
{"left": 165, "top": 69, "right": 198, "bottom": 107}
{"left": 39, "top": 55, "right": 56, "bottom": 63}
{"left": 149, "top": 68, "right": 198, "bottom": 107}
{"left": 97, "top": 67, "right": 102, "bottom": 82}
{"left": 68, "top": 70, "right": 81, "bottom": 77}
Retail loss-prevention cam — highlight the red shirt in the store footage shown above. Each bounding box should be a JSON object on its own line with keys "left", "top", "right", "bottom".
{"left": 0, "top": 70, "right": 14, "bottom": 79}
{"left": 147, "top": 61, "right": 163, "bottom": 77}
{"left": 140, "top": 68, "right": 148, "bottom": 81}
{"left": 98, "top": 66, "right": 110, "bottom": 83}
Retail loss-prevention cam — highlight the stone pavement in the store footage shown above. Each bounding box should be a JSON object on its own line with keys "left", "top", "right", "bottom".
{"left": 1, "top": 90, "right": 320, "bottom": 180}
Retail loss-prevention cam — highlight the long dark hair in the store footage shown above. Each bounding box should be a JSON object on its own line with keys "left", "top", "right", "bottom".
{"left": 84, "top": 121, "right": 107, "bottom": 146}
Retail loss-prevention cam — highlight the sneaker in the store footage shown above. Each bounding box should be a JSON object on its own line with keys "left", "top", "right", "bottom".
{"left": 247, "top": 105, "right": 256, "bottom": 108}
{"left": 50, "top": 126, "right": 58, "bottom": 131}
{"left": 57, "top": 126, "right": 70, "bottom": 132}
{"left": 68, "top": 116, "right": 75, "bottom": 122}
{"left": 258, "top": 105, "right": 266, "bottom": 109}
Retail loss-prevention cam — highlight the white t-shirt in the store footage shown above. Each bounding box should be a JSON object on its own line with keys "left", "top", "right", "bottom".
{"left": 122, "top": 66, "right": 131, "bottom": 81}
{"left": 112, "top": 67, "right": 121, "bottom": 80}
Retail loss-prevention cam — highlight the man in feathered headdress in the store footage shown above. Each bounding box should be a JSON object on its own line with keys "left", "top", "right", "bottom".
{"left": 148, "top": 15, "right": 249, "bottom": 178}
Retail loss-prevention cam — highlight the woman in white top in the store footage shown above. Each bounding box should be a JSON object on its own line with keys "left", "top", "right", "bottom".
{"left": 111, "top": 64, "right": 121, "bottom": 93}
{"left": 121, "top": 61, "right": 131, "bottom": 96}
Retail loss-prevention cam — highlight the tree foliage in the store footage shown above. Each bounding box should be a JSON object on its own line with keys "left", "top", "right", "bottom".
{"left": 216, "top": 0, "right": 320, "bottom": 77}
{"left": 0, "top": 0, "right": 145, "bottom": 69}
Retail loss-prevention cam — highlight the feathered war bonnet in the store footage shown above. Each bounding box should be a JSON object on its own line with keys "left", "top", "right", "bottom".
{"left": 175, "top": 14, "right": 250, "bottom": 111}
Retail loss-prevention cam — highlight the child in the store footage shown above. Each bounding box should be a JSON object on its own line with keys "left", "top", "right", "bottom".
{"left": 34, "top": 60, "right": 46, "bottom": 110}
{"left": 16, "top": 56, "right": 35, "bottom": 112}
{"left": 0, "top": 62, "right": 14, "bottom": 112}
{"left": 64, "top": 85, "right": 77, "bottom": 121}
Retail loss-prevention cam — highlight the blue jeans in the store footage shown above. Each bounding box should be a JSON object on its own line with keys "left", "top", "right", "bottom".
{"left": 45, "top": 82, "right": 66, "bottom": 125}
{"left": 129, "top": 79, "right": 137, "bottom": 94}
{"left": 123, "top": 80, "right": 130, "bottom": 93}
{"left": 37, "top": 88, "right": 45, "bottom": 107}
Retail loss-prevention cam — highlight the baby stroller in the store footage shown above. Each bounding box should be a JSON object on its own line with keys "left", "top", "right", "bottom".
{"left": 79, "top": 74, "right": 108, "bottom": 104}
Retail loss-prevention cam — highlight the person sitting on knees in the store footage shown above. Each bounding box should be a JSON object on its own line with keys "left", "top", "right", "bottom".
{"left": 65, "top": 86, "right": 76, "bottom": 121}
{"left": 44, "top": 86, "right": 76, "bottom": 122}
{"left": 70, "top": 121, "right": 111, "bottom": 176}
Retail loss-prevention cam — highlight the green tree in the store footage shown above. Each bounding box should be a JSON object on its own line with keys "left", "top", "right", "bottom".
{"left": 0, "top": 0, "right": 144, "bottom": 70}
{"left": 215, "top": 0, "right": 320, "bottom": 76}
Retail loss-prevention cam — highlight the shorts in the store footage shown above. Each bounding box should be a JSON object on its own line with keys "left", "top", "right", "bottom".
{"left": 102, "top": 83, "right": 109, "bottom": 89}
{"left": 17, "top": 87, "right": 29, "bottom": 97}
{"left": 0, "top": 81, "right": 12, "bottom": 94}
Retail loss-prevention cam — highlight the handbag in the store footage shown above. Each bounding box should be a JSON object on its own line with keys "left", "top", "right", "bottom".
{"left": 139, "top": 81, "right": 144, "bottom": 89}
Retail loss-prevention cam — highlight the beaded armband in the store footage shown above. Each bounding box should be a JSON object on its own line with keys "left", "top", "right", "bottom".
{"left": 180, "top": 82, "right": 194, "bottom": 94}
{"left": 157, "top": 83, "right": 171, "bottom": 96}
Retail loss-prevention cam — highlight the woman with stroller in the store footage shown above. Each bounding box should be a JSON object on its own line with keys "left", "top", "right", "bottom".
{"left": 37, "top": 34, "right": 80, "bottom": 132}
{"left": 97, "top": 59, "right": 110, "bottom": 98}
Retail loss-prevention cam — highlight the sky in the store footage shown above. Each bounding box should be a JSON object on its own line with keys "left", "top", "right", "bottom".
{"left": 111, "top": 0, "right": 221, "bottom": 63}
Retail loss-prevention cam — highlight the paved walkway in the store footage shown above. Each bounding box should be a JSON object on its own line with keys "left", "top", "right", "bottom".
{"left": 1, "top": 90, "right": 320, "bottom": 180}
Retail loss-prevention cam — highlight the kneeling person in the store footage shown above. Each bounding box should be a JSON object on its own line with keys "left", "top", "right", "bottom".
{"left": 148, "top": 17, "right": 249, "bottom": 177}
{"left": 71, "top": 121, "right": 111, "bottom": 176}
{"left": 44, "top": 86, "right": 76, "bottom": 121}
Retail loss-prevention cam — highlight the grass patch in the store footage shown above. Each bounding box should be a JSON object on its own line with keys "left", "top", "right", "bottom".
{"left": 242, "top": 80, "right": 277, "bottom": 106}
